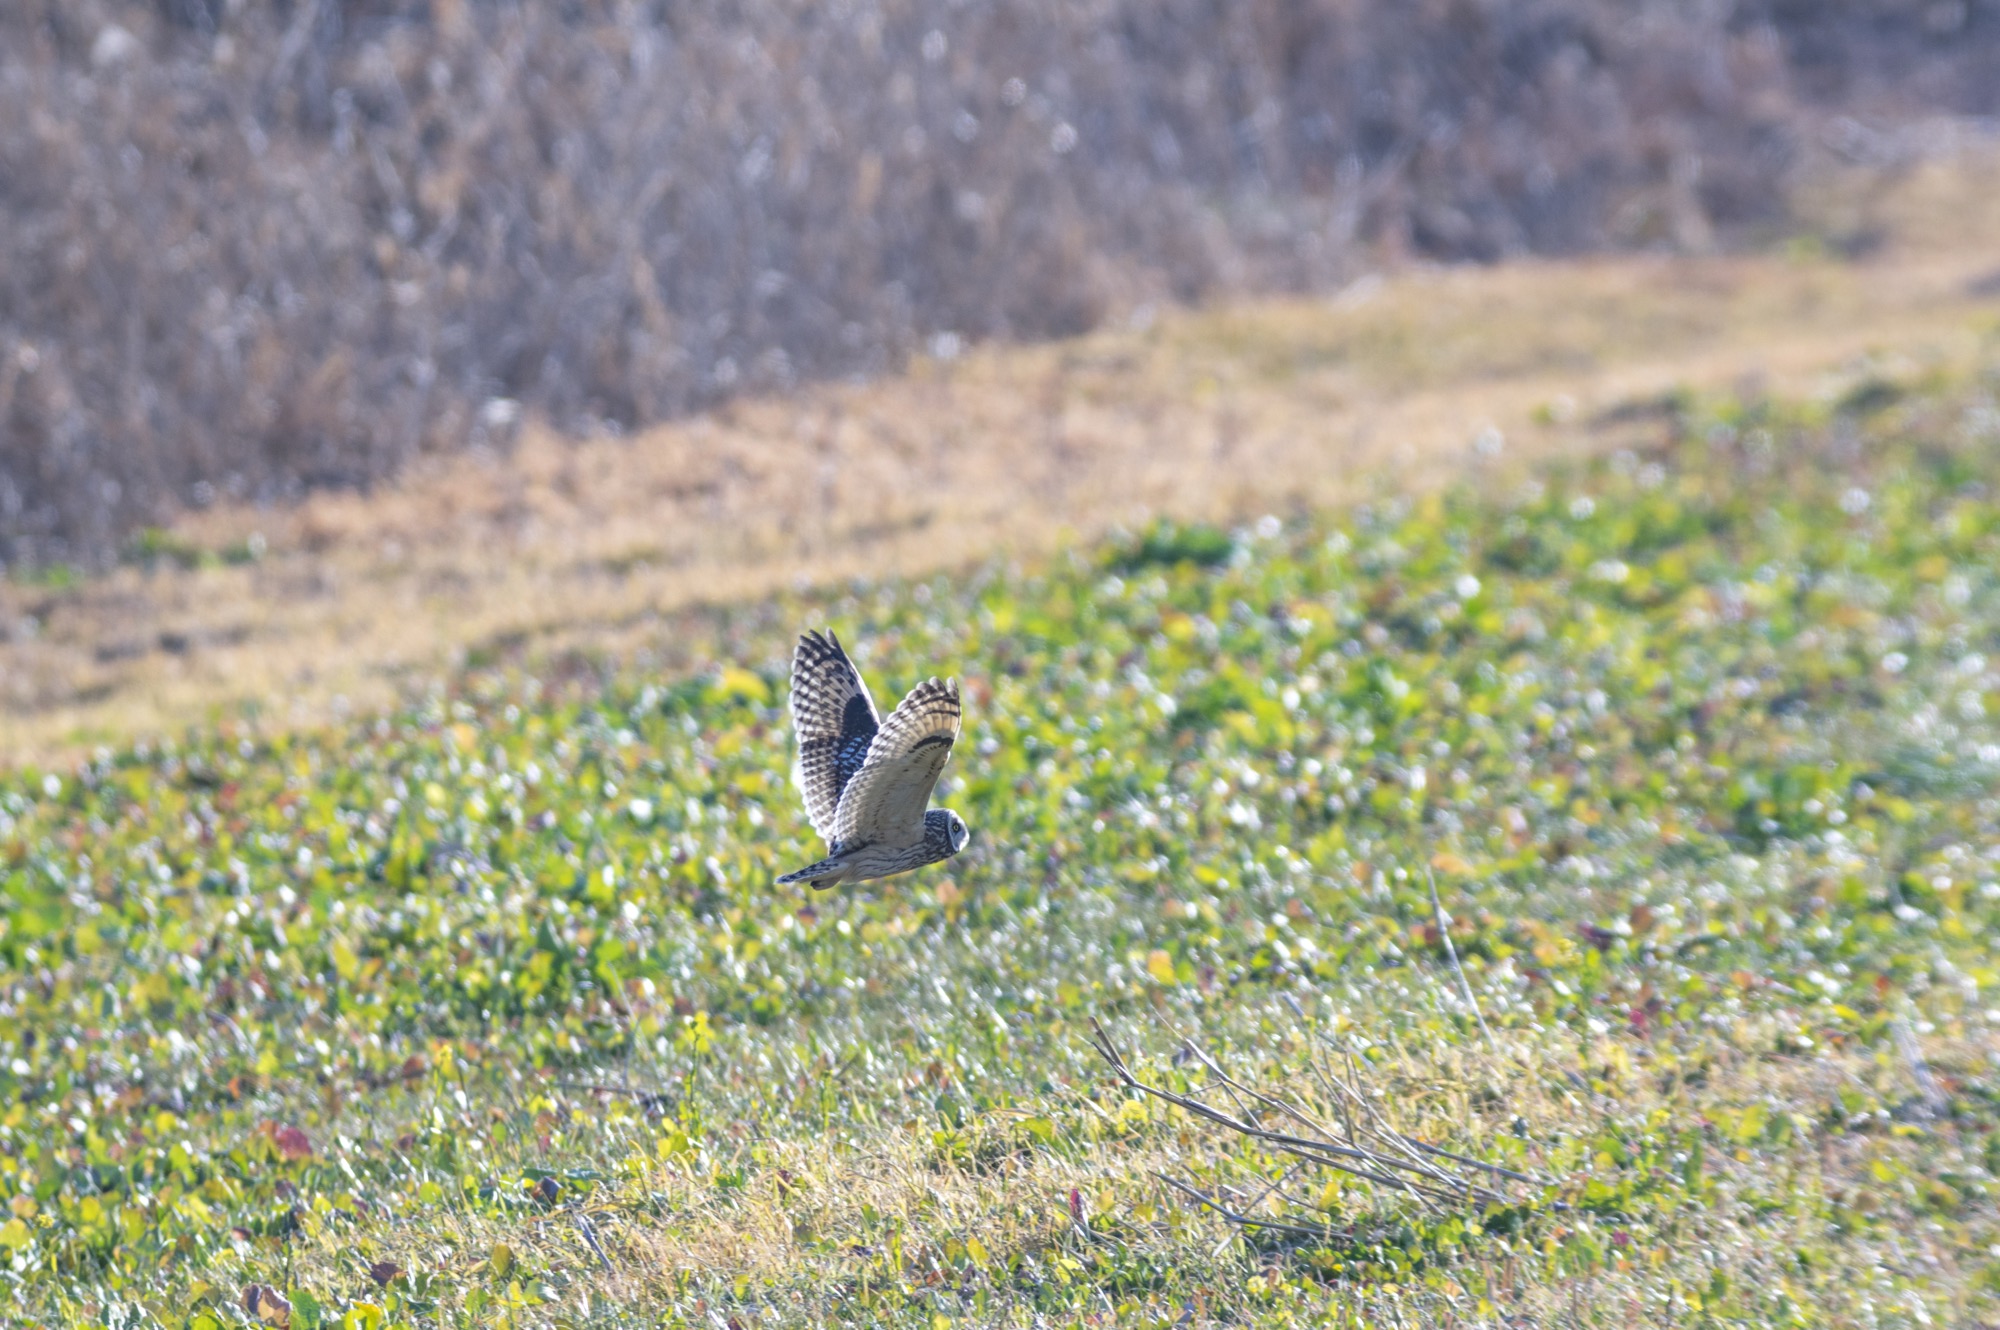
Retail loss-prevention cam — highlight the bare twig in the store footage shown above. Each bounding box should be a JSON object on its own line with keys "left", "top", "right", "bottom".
{"left": 1428, "top": 865, "right": 1498, "bottom": 1055}
{"left": 552, "top": 1081, "right": 675, "bottom": 1113}
{"left": 576, "top": 1213, "right": 615, "bottom": 1273}
{"left": 1087, "top": 1019, "right": 1534, "bottom": 1219}
{"left": 1154, "top": 1174, "right": 1336, "bottom": 1241}
{"left": 1175, "top": 1040, "right": 1462, "bottom": 1213}
{"left": 1891, "top": 1017, "right": 1948, "bottom": 1120}
{"left": 1403, "top": 1138, "right": 1548, "bottom": 1188}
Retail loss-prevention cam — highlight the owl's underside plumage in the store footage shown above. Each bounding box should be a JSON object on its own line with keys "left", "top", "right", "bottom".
{"left": 777, "top": 629, "right": 969, "bottom": 889}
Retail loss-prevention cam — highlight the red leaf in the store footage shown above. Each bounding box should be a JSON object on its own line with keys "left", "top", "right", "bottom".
{"left": 368, "top": 1260, "right": 404, "bottom": 1286}
{"left": 273, "top": 1125, "right": 313, "bottom": 1160}
{"left": 243, "top": 1285, "right": 292, "bottom": 1327}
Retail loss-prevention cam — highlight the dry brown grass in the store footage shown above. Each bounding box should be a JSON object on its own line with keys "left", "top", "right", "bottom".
{"left": 3, "top": 149, "right": 2000, "bottom": 766}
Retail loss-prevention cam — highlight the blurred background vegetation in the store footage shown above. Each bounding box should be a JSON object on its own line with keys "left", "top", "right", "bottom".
{"left": 4, "top": 0, "right": 1999, "bottom": 569}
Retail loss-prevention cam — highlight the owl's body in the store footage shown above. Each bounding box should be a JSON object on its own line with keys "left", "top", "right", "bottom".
{"left": 777, "top": 630, "right": 969, "bottom": 889}
{"left": 776, "top": 808, "right": 965, "bottom": 890}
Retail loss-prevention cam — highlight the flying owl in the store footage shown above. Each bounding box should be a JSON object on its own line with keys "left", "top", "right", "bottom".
{"left": 776, "top": 629, "right": 970, "bottom": 889}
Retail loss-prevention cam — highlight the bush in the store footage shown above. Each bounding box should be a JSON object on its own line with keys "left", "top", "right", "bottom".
{"left": 2, "top": 0, "right": 1994, "bottom": 566}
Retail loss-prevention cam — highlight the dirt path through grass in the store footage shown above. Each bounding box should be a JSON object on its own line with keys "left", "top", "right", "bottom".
{"left": 3, "top": 153, "right": 1998, "bottom": 763}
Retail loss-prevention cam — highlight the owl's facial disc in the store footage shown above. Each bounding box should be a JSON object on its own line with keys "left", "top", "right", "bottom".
{"left": 948, "top": 812, "right": 970, "bottom": 854}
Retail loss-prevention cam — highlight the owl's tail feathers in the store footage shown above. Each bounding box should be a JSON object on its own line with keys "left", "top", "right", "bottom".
{"left": 777, "top": 853, "right": 845, "bottom": 889}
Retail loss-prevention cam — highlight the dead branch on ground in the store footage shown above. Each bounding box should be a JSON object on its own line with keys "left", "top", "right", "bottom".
{"left": 1088, "top": 1017, "right": 1553, "bottom": 1241}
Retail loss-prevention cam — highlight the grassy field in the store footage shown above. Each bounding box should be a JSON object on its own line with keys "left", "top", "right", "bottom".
{"left": 0, "top": 366, "right": 1997, "bottom": 1326}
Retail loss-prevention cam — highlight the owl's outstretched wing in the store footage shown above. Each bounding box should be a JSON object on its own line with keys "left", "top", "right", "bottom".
{"left": 789, "top": 630, "right": 879, "bottom": 841}
{"left": 832, "top": 677, "right": 960, "bottom": 849}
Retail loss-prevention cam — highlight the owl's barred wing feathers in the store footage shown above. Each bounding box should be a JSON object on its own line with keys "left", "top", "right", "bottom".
{"left": 789, "top": 630, "right": 879, "bottom": 841}
{"left": 832, "top": 676, "right": 960, "bottom": 849}
{"left": 777, "top": 637, "right": 969, "bottom": 889}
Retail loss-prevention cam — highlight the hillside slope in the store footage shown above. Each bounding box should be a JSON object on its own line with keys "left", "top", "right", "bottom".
{"left": 3, "top": 149, "right": 1999, "bottom": 762}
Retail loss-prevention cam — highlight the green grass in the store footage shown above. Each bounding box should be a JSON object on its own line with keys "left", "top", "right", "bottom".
{"left": 3, "top": 379, "right": 2000, "bottom": 1327}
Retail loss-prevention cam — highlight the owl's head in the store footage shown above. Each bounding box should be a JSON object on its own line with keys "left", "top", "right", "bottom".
{"left": 945, "top": 810, "right": 970, "bottom": 855}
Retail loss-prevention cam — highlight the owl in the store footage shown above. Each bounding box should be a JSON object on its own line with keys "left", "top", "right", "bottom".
{"left": 776, "top": 629, "right": 970, "bottom": 889}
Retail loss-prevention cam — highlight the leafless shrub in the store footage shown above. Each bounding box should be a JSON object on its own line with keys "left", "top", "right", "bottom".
{"left": 3, "top": 0, "right": 1995, "bottom": 567}
{"left": 1089, "top": 1019, "right": 1549, "bottom": 1244}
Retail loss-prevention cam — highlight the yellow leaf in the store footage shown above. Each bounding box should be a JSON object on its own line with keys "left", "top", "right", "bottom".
{"left": 0, "top": 1218, "right": 32, "bottom": 1250}
{"left": 1145, "top": 949, "right": 1177, "bottom": 984}
{"left": 1429, "top": 852, "right": 1473, "bottom": 875}
{"left": 713, "top": 666, "right": 770, "bottom": 704}
{"left": 331, "top": 938, "right": 359, "bottom": 982}
{"left": 965, "top": 1235, "right": 991, "bottom": 1267}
